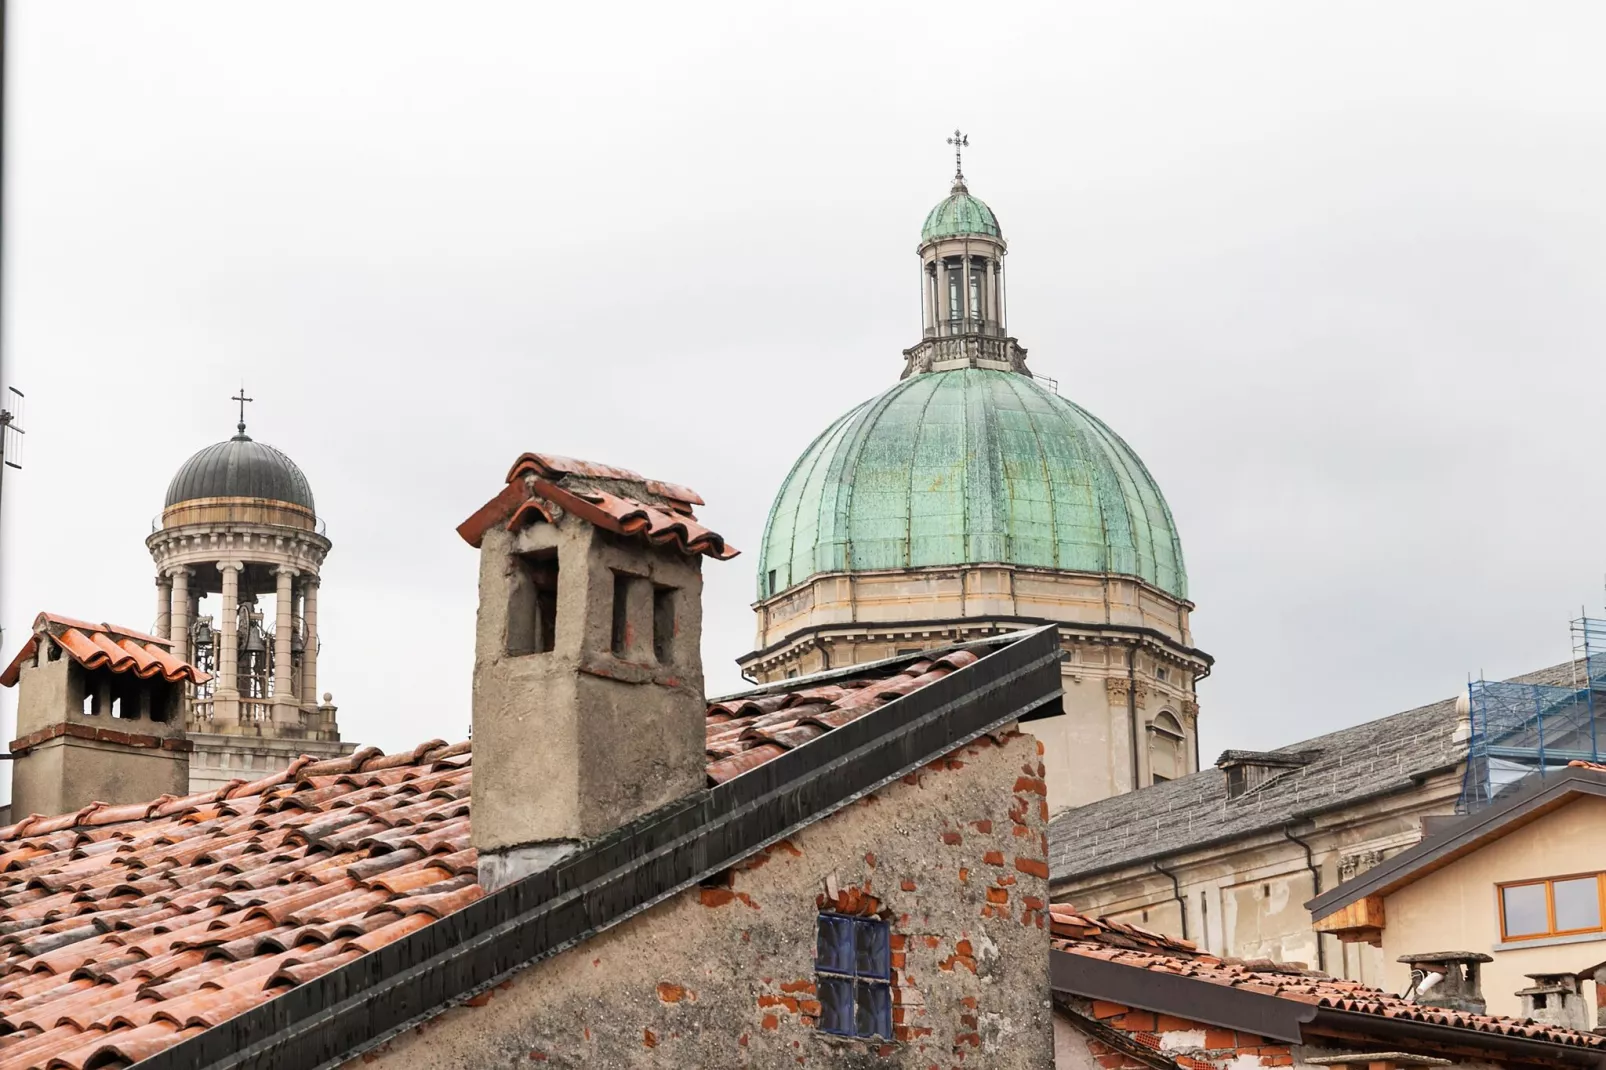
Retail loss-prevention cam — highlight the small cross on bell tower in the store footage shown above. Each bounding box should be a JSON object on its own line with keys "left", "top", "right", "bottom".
{"left": 231, "top": 385, "right": 253, "bottom": 438}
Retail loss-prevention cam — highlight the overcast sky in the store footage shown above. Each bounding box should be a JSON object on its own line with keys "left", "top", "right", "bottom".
{"left": 3, "top": 2, "right": 1605, "bottom": 797}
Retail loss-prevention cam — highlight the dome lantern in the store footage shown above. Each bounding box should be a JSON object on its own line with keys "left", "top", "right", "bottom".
{"left": 904, "top": 132, "right": 1027, "bottom": 379}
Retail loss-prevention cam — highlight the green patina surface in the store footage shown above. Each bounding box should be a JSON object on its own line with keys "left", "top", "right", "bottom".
{"left": 920, "top": 190, "right": 1002, "bottom": 243}
{"left": 758, "top": 369, "right": 1187, "bottom": 601}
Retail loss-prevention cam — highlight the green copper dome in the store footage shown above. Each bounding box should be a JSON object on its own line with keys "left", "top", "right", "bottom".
{"left": 758, "top": 369, "right": 1187, "bottom": 600}
{"left": 920, "top": 185, "right": 1002, "bottom": 243}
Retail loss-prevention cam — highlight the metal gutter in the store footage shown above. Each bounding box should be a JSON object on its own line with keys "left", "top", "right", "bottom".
{"left": 147, "top": 625, "right": 1066, "bottom": 1070}
{"left": 1051, "top": 948, "right": 1312, "bottom": 1042}
{"left": 1152, "top": 858, "right": 1188, "bottom": 941}
{"left": 1282, "top": 822, "right": 1325, "bottom": 972}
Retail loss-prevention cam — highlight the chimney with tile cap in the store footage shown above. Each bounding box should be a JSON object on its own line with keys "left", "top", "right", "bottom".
{"left": 1517, "top": 972, "right": 1591, "bottom": 1031}
{"left": 457, "top": 454, "right": 738, "bottom": 891}
{"left": 0, "top": 613, "right": 199, "bottom": 818}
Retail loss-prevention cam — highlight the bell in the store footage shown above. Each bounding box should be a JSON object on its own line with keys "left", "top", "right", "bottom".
{"left": 291, "top": 623, "right": 305, "bottom": 655}
{"left": 192, "top": 618, "right": 213, "bottom": 647}
{"left": 243, "top": 624, "right": 267, "bottom": 654}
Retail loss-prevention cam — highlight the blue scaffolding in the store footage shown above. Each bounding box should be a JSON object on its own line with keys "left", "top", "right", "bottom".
{"left": 1457, "top": 617, "right": 1606, "bottom": 813}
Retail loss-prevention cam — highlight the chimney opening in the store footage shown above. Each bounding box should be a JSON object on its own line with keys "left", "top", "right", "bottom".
{"left": 46, "top": 641, "right": 61, "bottom": 662}
{"left": 506, "top": 550, "right": 558, "bottom": 656}
{"left": 110, "top": 696, "right": 124, "bottom": 719}
{"left": 82, "top": 692, "right": 96, "bottom": 717}
{"left": 652, "top": 585, "right": 676, "bottom": 664}
{"left": 148, "top": 684, "right": 169, "bottom": 723}
{"left": 610, "top": 572, "right": 633, "bottom": 657}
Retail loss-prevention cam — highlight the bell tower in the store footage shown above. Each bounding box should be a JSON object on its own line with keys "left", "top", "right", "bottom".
{"left": 146, "top": 393, "right": 355, "bottom": 791}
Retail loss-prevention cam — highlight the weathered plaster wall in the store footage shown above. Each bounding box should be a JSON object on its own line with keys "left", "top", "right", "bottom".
{"left": 355, "top": 730, "right": 1054, "bottom": 1069}
{"left": 1054, "top": 774, "right": 1464, "bottom": 985}
{"left": 1381, "top": 795, "right": 1606, "bottom": 1017}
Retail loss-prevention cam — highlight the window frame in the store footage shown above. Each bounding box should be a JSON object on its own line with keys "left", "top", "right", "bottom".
{"left": 1498, "top": 871, "right": 1606, "bottom": 941}
{"left": 814, "top": 912, "right": 893, "bottom": 1041}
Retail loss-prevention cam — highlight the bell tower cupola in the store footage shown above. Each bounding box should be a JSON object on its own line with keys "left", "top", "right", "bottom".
{"left": 903, "top": 131, "right": 1030, "bottom": 378}
{"left": 145, "top": 389, "right": 354, "bottom": 791}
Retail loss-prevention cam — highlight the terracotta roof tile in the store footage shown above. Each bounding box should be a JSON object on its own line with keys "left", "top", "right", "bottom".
{"left": 0, "top": 613, "right": 210, "bottom": 689}
{"left": 1049, "top": 908, "right": 1606, "bottom": 1050}
{"left": 456, "top": 452, "right": 737, "bottom": 559}
{"left": 0, "top": 649, "right": 981, "bottom": 1068}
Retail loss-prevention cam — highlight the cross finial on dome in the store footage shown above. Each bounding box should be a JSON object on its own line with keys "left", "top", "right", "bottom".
{"left": 947, "top": 129, "right": 969, "bottom": 190}
{"left": 231, "top": 385, "right": 253, "bottom": 439}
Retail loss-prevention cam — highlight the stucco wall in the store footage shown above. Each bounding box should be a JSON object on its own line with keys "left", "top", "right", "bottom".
{"left": 353, "top": 730, "right": 1054, "bottom": 1069}
{"left": 1381, "top": 794, "right": 1606, "bottom": 1017}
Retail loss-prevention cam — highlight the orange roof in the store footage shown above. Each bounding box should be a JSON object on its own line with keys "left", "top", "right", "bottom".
{"left": 1049, "top": 907, "right": 1606, "bottom": 1050}
{"left": 0, "top": 650, "right": 980, "bottom": 1068}
{"left": 0, "top": 613, "right": 210, "bottom": 689}
{"left": 457, "top": 452, "right": 737, "bottom": 560}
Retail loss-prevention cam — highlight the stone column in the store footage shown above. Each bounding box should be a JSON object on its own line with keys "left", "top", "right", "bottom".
{"left": 215, "top": 562, "right": 241, "bottom": 725}
{"left": 998, "top": 256, "right": 1007, "bottom": 331}
{"left": 937, "top": 259, "right": 951, "bottom": 331}
{"left": 925, "top": 257, "right": 937, "bottom": 329}
{"left": 986, "top": 259, "right": 997, "bottom": 329}
{"left": 273, "top": 566, "right": 298, "bottom": 722}
{"left": 155, "top": 574, "right": 173, "bottom": 640}
{"left": 169, "top": 568, "right": 192, "bottom": 661}
{"left": 300, "top": 576, "right": 319, "bottom": 711}
{"left": 961, "top": 251, "right": 972, "bottom": 329}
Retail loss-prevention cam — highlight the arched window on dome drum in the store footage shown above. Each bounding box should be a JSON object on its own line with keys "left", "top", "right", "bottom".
{"left": 1148, "top": 711, "right": 1186, "bottom": 785}
{"left": 947, "top": 268, "right": 962, "bottom": 323}
{"left": 969, "top": 271, "right": 982, "bottom": 325}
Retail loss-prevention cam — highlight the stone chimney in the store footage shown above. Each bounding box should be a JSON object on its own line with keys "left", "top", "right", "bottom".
{"left": 1, "top": 613, "right": 201, "bottom": 818}
{"left": 457, "top": 454, "right": 737, "bottom": 891}
{"left": 1398, "top": 952, "right": 1493, "bottom": 1014}
{"left": 1517, "top": 973, "right": 1591, "bottom": 1031}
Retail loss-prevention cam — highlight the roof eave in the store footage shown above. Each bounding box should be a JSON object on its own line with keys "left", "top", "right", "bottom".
{"left": 1306, "top": 769, "right": 1606, "bottom": 922}
{"left": 1052, "top": 950, "right": 1606, "bottom": 1068}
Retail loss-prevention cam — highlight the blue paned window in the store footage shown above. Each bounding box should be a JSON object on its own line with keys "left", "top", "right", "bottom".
{"left": 815, "top": 913, "right": 892, "bottom": 1039}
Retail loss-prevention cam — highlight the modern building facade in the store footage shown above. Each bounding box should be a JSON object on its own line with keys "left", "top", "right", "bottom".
{"left": 146, "top": 406, "right": 352, "bottom": 790}
{"left": 740, "top": 148, "right": 1211, "bottom": 813}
